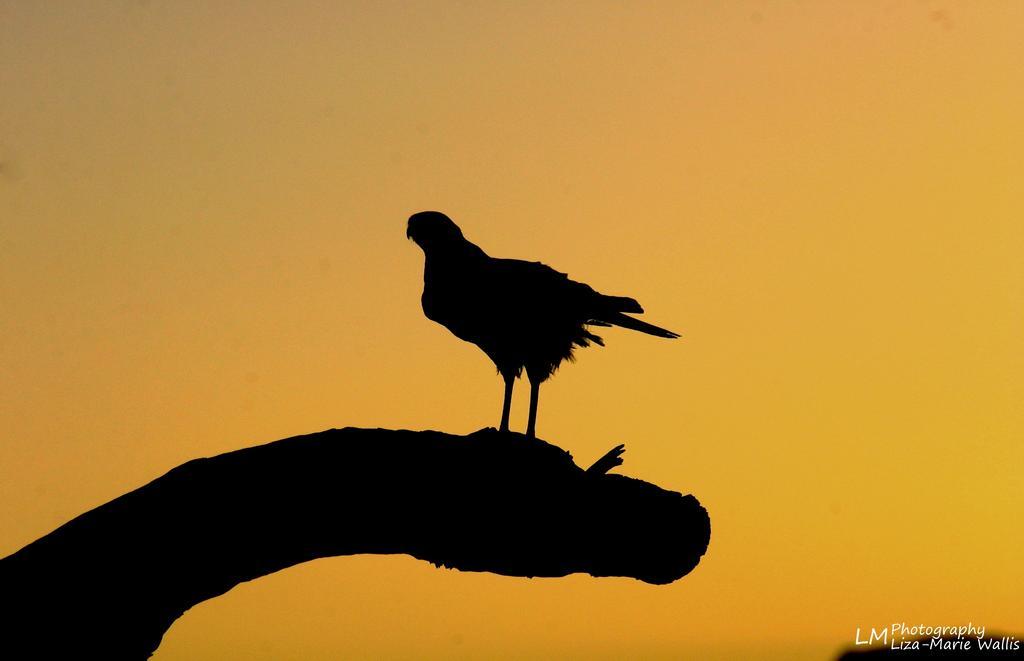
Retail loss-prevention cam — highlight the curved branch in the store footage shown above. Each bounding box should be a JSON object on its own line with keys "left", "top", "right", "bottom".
{"left": 0, "top": 427, "right": 710, "bottom": 660}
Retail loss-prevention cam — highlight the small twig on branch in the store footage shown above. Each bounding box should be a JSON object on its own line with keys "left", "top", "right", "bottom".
{"left": 587, "top": 443, "right": 626, "bottom": 474}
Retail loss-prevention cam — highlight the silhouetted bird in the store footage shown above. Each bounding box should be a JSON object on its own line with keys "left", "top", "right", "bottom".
{"left": 408, "top": 211, "right": 679, "bottom": 438}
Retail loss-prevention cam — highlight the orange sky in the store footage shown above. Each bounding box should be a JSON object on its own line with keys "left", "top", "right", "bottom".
{"left": 2, "top": 2, "right": 1022, "bottom": 659}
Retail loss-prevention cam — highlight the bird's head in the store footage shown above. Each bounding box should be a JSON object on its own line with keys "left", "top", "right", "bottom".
{"left": 407, "top": 211, "right": 464, "bottom": 250}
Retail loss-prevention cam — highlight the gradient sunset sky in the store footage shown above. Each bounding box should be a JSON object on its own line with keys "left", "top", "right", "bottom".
{"left": 2, "top": 2, "right": 1022, "bottom": 659}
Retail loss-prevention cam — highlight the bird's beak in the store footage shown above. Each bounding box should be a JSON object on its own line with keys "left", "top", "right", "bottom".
{"left": 406, "top": 224, "right": 414, "bottom": 240}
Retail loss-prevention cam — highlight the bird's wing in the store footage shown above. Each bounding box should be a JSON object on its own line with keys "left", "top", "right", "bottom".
{"left": 486, "top": 258, "right": 596, "bottom": 309}
{"left": 484, "top": 258, "right": 678, "bottom": 338}
{"left": 489, "top": 258, "right": 647, "bottom": 314}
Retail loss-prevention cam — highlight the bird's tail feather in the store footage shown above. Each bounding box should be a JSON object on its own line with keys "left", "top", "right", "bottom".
{"left": 603, "top": 312, "right": 680, "bottom": 339}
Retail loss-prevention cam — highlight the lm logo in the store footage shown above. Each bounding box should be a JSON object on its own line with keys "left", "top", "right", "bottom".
{"left": 855, "top": 628, "right": 889, "bottom": 646}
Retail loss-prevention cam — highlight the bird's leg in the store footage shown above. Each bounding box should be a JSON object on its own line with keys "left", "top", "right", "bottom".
{"left": 499, "top": 372, "right": 515, "bottom": 433}
{"left": 526, "top": 378, "right": 540, "bottom": 439}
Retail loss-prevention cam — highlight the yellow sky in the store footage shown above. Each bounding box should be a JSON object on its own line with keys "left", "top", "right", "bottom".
{"left": 2, "top": 2, "right": 1022, "bottom": 658}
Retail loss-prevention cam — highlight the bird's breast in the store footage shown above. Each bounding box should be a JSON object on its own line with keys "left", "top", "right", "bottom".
{"left": 421, "top": 288, "right": 442, "bottom": 322}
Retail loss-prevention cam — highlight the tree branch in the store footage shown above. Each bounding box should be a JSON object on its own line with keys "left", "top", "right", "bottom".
{"left": 0, "top": 427, "right": 710, "bottom": 660}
